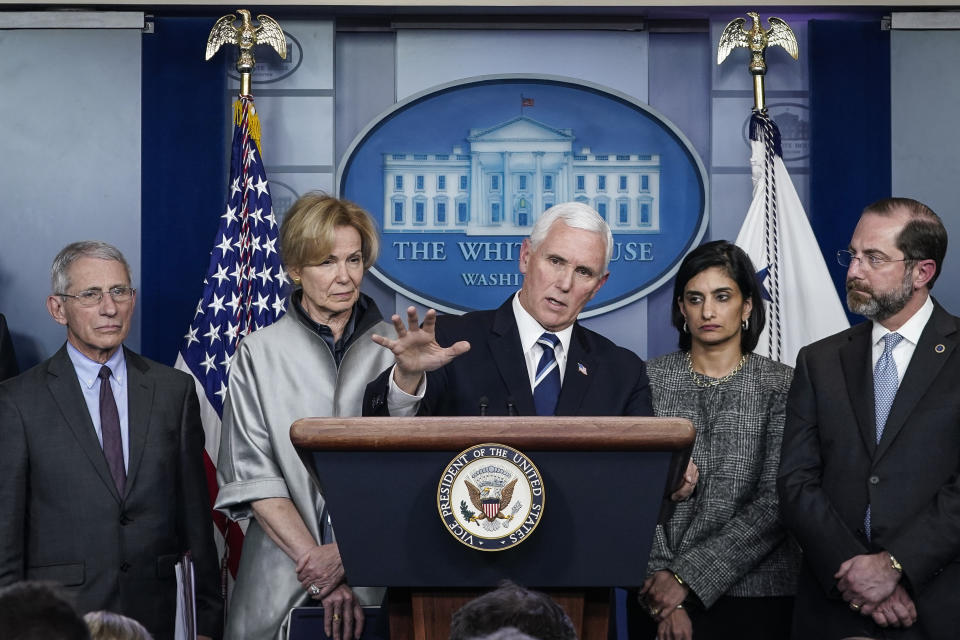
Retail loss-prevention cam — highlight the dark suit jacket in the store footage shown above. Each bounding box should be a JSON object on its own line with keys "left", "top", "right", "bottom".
{"left": 778, "top": 301, "right": 960, "bottom": 639}
{"left": 364, "top": 297, "right": 653, "bottom": 417}
{"left": 0, "top": 313, "right": 18, "bottom": 382}
{"left": 0, "top": 345, "right": 223, "bottom": 640}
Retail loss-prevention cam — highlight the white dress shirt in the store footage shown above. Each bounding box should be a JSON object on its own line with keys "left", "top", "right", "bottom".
{"left": 870, "top": 294, "right": 934, "bottom": 386}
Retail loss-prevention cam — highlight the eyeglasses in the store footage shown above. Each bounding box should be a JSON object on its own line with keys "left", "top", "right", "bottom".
{"left": 836, "top": 250, "right": 912, "bottom": 270}
{"left": 58, "top": 286, "right": 135, "bottom": 307}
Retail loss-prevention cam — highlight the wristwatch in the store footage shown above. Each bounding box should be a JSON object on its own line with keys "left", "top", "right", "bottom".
{"left": 887, "top": 551, "right": 903, "bottom": 575}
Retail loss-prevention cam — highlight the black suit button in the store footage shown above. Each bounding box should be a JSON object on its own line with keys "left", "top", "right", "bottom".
{"left": 869, "top": 475, "right": 880, "bottom": 485}
{"left": 120, "top": 562, "right": 131, "bottom": 572}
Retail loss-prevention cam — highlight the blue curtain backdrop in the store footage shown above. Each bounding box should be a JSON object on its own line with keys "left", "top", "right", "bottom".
{"left": 141, "top": 16, "right": 229, "bottom": 364}
{"left": 809, "top": 18, "right": 891, "bottom": 325}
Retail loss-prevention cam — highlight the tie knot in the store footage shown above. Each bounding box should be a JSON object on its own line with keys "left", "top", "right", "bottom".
{"left": 882, "top": 332, "right": 904, "bottom": 354}
{"left": 537, "top": 332, "right": 559, "bottom": 350}
{"left": 99, "top": 365, "right": 113, "bottom": 381}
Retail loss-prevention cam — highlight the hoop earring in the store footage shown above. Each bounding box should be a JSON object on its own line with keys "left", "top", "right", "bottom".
{"left": 742, "top": 319, "right": 749, "bottom": 331}
{"left": 292, "top": 277, "right": 301, "bottom": 285}
{"left": 683, "top": 321, "right": 689, "bottom": 334}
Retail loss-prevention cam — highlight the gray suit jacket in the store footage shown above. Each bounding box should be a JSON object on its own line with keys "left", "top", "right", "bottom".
{"left": 0, "top": 345, "right": 223, "bottom": 640}
{"left": 778, "top": 301, "right": 960, "bottom": 639}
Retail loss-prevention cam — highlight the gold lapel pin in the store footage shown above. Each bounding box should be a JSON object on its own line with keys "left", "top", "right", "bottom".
{"left": 935, "top": 344, "right": 946, "bottom": 353}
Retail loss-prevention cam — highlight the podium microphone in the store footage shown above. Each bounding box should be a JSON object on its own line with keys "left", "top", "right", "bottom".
{"left": 506, "top": 397, "right": 518, "bottom": 416}
{"left": 479, "top": 396, "right": 489, "bottom": 416}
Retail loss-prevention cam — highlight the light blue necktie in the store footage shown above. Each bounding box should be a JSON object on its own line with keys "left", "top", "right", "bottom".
{"left": 533, "top": 333, "right": 561, "bottom": 416}
{"left": 865, "top": 332, "right": 904, "bottom": 539}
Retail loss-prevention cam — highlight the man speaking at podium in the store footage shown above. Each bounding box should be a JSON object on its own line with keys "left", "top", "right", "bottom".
{"left": 363, "top": 202, "right": 653, "bottom": 420}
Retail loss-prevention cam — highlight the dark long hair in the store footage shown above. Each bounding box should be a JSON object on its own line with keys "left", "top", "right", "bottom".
{"left": 671, "top": 240, "right": 766, "bottom": 352}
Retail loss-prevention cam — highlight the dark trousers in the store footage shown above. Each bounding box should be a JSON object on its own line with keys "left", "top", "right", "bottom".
{"left": 624, "top": 593, "right": 794, "bottom": 640}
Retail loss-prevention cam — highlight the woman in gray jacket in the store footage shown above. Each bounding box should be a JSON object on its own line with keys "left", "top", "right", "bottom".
{"left": 632, "top": 240, "right": 800, "bottom": 640}
{"left": 216, "top": 193, "right": 394, "bottom": 640}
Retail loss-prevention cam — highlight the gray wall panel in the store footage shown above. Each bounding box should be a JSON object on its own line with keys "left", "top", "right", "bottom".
{"left": 0, "top": 28, "right": 141, "bottom": 368}
{"left": 892, "top": 29, "right": 960, "bottom": 314}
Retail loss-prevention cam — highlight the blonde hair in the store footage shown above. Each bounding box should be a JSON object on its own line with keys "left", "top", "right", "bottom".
{"left": 84, "top": 611, "right": 153, "bottom": 640}
{"left": 279, "top": 192, "right": 380, "bottom": 273}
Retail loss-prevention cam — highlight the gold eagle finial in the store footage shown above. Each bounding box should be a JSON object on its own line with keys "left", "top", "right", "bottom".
{"left": 717, "top": 13, "right": 798, "bottom": 112}
{"left": 206, "top": 9, "right": 287, "bottom": 95}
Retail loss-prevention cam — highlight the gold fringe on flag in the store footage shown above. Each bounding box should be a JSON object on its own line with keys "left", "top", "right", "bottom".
{"left": 233, "top": 99, "right": 262, "bottom": 153}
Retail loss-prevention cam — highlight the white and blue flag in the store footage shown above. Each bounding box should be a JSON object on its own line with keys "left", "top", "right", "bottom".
{"left": 736, "top": 112, "right": 848, "bottom": 367}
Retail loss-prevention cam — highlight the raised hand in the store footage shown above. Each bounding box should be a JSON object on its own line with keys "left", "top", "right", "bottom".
{"left": 371, "top": 306, "right": 470, "bottom": 394}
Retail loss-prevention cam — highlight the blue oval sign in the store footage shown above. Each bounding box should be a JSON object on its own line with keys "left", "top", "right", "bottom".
{"left": 339, "top": 75, "right": 708, "bottom": 316}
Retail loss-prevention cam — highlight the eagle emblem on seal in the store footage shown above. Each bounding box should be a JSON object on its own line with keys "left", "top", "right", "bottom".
{"left": 466, "top": 478, "right": 518, "bottom": 522}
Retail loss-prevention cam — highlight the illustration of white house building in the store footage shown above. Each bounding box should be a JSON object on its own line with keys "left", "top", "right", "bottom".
{"left": 382, "top": 116, "right": 660, "bottom": 235}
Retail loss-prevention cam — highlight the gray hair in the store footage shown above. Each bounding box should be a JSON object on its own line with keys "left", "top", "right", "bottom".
{"left": 51, "top": 241, "right": 132, "bottom": 294}
{"left": 84, "top": 610, "right": 153, "bottom": 640}
{"left": 528, "top": 202, "right": 614, "bottom": 272}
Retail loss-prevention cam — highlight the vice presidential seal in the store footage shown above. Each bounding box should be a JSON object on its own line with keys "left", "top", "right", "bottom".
{"left": 437, "top": 443, "right": 545, "bottom": 551}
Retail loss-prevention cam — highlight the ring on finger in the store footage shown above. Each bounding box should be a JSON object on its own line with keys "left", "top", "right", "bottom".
{"left": 332, "top": 613, "right": 342, "bottom": 622}
{"left": 308, "top": 584, "right": 321, "bottom": 596}
{"left": 850, "top": 602, "right": 861, "bottom": 611}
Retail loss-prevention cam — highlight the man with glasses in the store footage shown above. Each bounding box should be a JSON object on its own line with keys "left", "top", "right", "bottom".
{"left": 778, "top": 198, "right": 960, "bottom": 639}
{"left": 0, "top": 241, "right": 222, "bottom": 640}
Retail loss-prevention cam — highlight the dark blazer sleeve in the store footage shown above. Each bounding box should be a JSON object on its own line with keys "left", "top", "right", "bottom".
{"left": 625, "top": 357, "right": 653, "bottom": 417}
{"left": 362, "top": 366, "right": 392, "bottom": 416}
{"left": 175, "top": 378, "right": 224, "bottom": 639}
{"left": 777, "top": 346, "right": 868, "bottom": 595}
{"left": 0, "top": 382, "right": 27, "bottom": 584}
{"left": 0, "top": 314, "right": 18, "bottom": 382}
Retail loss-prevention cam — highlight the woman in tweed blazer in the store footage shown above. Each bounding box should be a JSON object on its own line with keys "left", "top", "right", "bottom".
{"left": 630, "top": 241, "right": 800, "bottom": 640}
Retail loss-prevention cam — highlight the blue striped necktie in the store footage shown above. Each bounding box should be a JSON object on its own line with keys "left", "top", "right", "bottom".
{"left": 533, "top": 332, "right": 561, "bottom": 416}
{"left": 865, "top": 331, "right": 904, "bottom": 539}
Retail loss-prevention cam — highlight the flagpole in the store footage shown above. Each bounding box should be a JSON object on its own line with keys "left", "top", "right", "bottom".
{"left": 719, "top": 13, "right": 849, "bottom": 366}
{"left": 717, "top": 12, "right": 798, "bottom": 113}
{"left": 191, "top": 8, "right": 288, "bottom": 616}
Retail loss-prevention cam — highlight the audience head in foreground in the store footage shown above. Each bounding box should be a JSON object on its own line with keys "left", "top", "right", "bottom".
{"left": 448, "top": 581, "right": 577, "bottom": 640}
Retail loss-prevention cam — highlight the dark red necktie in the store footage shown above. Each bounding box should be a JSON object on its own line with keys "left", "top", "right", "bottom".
{"left": 98, "top": 365, "right": 126, "bottom": 494}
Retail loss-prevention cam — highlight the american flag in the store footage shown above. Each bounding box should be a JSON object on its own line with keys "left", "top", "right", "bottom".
{"left": 175, "top": 95, "right": 289, "bottom": 592}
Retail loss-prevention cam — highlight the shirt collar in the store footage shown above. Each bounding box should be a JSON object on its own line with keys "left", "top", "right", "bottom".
{"left": 511, "top": 291, "right": 574, "bottom": 356}
{"left": 66, "top": 342, "right": 127, "bottom": 390}
{"left": 292, "top": 289, "right": 360, "bottom": 343}
{"left": 871, "top": 294, "right": 934, "bottom": 347}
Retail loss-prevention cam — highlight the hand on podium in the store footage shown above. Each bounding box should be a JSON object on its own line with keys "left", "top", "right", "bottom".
{"left": 670, "top": 460, "right": 699, "bottom": 502}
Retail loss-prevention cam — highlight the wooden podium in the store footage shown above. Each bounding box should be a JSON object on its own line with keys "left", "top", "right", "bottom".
{"left": 291, "top": 416, "right": 693, "bottom": 640}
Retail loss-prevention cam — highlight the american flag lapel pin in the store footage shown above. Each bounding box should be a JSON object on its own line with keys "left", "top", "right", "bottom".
{"left": 578, "top": 362, "right": 588, "bottom": 376}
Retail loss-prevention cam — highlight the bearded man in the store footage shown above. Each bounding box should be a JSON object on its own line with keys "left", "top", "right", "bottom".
{"left": 778, "top": 197, "right": 960, "bottom": 639}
